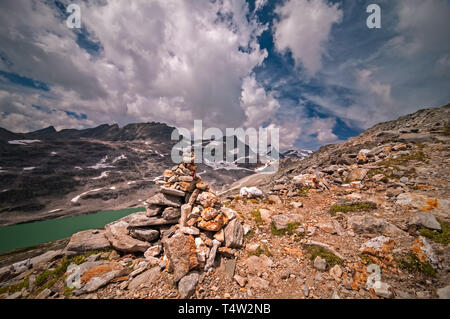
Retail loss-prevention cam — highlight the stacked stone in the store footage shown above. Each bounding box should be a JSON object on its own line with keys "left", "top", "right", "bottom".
{"left": 101, "top": 154, "right": 245, "bottom": 290}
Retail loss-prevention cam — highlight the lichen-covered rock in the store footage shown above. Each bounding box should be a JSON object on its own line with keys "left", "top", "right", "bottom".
{"left": 411, "top": 236, "right": 439, "bottom": 268}
{"left": 201, "top": 207, "right": 219, "bottom": 221}
{"left": 162, "top": 233, "right": 199, "bottom": 282}
{"left": 196, "top": 191, "right": 218, "bottom": 208}
{"left": 197, "top": 213, "right": 227, "bottom": 232}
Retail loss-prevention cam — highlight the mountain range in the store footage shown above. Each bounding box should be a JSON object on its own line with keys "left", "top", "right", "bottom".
{"left": 0, "top": 122, "right": 310, "bottom": 226}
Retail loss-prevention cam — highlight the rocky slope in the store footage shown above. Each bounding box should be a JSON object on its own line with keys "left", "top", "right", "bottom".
{"left": 0, "top": 103, "right": 449, "bottom": 299}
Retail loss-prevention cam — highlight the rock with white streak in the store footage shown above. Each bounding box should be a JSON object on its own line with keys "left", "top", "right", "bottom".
{"left": 224, "top": 219, "right": 244, "bottom": 248}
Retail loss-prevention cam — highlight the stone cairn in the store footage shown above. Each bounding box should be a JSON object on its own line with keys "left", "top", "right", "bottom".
{"left": 97, "top": 152, "right": 245, "bottom": 292}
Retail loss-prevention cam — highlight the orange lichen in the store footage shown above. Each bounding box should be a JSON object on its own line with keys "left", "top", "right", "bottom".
{"left": 81, "top": 263, "right": 121, "bottom": 283}
{"left": 421, "top": 198, "right": 438, "bottom": 211}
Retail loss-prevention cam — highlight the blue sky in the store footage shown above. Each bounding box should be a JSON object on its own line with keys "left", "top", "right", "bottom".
{"left": 0, "top": 0, "right": 449, "bottom": 150}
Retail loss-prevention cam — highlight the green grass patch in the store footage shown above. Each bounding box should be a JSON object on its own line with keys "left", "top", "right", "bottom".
{"left": 396, "top": 252, "right": 435, "bottom": 276}
{"left": 297, "top": 187, "right": 309, "bottom": 197}
{"left": 248, "top": 244, "right": 272, "bottom": 257}
{"left": 0, "top": 277, "right": 29, "bottom": 295}
{"left": 329, "top": 202, "right": 377, "bottom": 216}
{"left": 419, "top": 220, "right": 450, "bottom": 245}
{"left": 250, "top": 209, "right": 264, "bottom": 226}
{"left": 380, "top": 149, "right": 429, "bottom": 168}
{"left": 271, "top": 222, "right": 301, "bottom": 236}
{"left": 244, "top": 229, "right": 255, "bottom": 241}
{"left": 305, "top": 245, "right": 344, "bottom": 267}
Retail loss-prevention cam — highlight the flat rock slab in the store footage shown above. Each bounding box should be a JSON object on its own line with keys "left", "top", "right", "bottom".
{"left": 65, "top": 229, "right": 111, "bottom": 255}
{"left": 128, "top": 267, "right": 161, "bottom": 290}
{"left": 31, "top": 250, "right": 63, "bottom": 268}
{"left": 160, "top": 186, "right": 186, "bottom": 197}
{"left": 147, "top": 192, "right": 182, "bottom": 207}
{"left": 129, "top": 228, "right": 160, "bottom": 242}
{"left": 128, "top": 216, "right": 179, "bottom": 228}
{"left": 82, "top": 268, "right": 128, "bottom": 293}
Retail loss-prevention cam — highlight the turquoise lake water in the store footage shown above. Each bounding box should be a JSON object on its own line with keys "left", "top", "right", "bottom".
{"left": 0, "top": 208, "right": 144, "bottom": 254}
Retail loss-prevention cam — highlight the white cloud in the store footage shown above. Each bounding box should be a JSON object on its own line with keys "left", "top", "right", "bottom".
{"left": 273, "top": 0, "right": 342, "bottom": 76}
{"left": 240, "top": 75, "right": 280, "bottom": 128}
{"left": 0, "top": 0, "right": 270, "bottom": 133}
{"left": 255, "top": 0, "right": 268, "bottom": 11}
{"left": 394, "top": 0, "right": 450, "bottom": 57}
{"left": 0, "top": 90, "right": 95, "bottom": 132}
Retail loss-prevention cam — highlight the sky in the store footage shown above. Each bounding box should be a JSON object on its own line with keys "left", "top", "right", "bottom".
{"left": 0, "top": 0, "right": 449, "bottom": 150}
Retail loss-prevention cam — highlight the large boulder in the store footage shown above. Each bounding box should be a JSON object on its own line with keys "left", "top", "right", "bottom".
{"left": 162, "top": 233, "right": 199, "bottom": 282}
{"left": 65, "top": 229, "right": 111, "bottom": 256}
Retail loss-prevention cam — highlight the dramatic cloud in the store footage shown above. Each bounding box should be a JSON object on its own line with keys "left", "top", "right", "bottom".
{"left": 273, "top": 0, "right": 343, "bottom": 76}
{"left": 0, "top": 0, "right": 274, "bottom": 134}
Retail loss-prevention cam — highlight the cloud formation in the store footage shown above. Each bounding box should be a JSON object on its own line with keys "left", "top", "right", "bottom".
{"left": 273, "top": 0, "right": 343, "bottom": 76}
